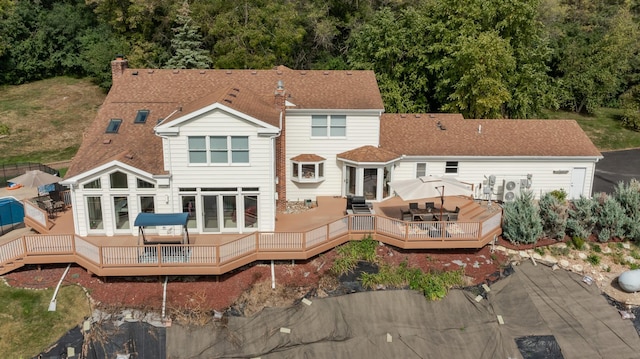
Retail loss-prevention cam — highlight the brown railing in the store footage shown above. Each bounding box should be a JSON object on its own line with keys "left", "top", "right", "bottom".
{"left": 0, "top": 212, "right": 502, "bottom": 276}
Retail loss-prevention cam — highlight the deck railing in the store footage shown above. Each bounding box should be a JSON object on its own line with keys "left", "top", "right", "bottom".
{"left": 0, "top": 213, "right": 502, "bottom": 276}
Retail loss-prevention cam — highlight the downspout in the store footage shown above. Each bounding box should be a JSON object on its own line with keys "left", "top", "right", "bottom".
{"left": 267, "top": 110, "right": 283, "bottom": 230}
{"left": 162, "top": 276, "right": 169, "bottom": 318}
{"left": 154, "top": 108, "right": 180, "bottom": 213}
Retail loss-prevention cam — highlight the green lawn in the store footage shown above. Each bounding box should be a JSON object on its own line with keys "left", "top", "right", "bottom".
{"left": 0, "top": 283, "right": 91, "bottom": 358}
{"left": 543, "top": 108, "right": 640, "bottom": 151}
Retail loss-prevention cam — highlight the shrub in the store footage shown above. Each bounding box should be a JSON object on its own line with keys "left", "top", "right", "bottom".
{"left": 570, "top": 236, "right": 585, "bottom": 250}
{"left": 612, "top": 179, "right": 640, "bottom": 240}
{"left": 538, "top": 192, "right": 568, "bottom": 240}
{"left": 593, "top": 192, "right": 628, "bottom": 242}
{"left": 566, "top": 196, "right": 597, "bottom": 239}
{"left": 331, "top": 235, "right": 378, "bottom": 275}
{"left": 586, "top": 254, "right": 601, "bottom": 265}
{"left": 549, "top": 189, "right": 568, "bottom": 203}
{"left": 592, "top": 244, "right": 602, "bottom": 253}
{"left": 360, "top": 261, "right": 464, "bottom": 301}
{"left": 502, "top": 190, "right": 543, "bottom": 245}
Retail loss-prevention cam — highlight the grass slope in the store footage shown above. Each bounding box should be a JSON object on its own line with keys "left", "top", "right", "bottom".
{"left": 0, "top": 77, "right": 105, "bottom": 163}
{"left": 543, "top": 108, "right": 640, "bottom": 151}
{"left": 0, "top": 283, "right": 91, "bottom": 357}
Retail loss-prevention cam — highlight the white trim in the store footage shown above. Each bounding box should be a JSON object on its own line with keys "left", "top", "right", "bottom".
{"left": 62, "top": 161, "right": 155, "bottom": 186}
{"left": 286, "top": 108, "right": 384, "bottom": 116}
{"left": 155, "top": 102, "right": 280, "bottom": 134}
{"left": 401, "top": 155, "right": 603, "bottom": 162}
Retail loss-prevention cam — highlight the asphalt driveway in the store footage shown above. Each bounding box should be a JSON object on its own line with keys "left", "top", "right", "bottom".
{"left": 593, "top": 148, "right": 640, "bottom": 194}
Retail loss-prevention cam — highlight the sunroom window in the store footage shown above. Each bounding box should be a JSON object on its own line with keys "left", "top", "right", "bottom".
{"left": 291, "top": 155, "right": 326, "bottom": 183}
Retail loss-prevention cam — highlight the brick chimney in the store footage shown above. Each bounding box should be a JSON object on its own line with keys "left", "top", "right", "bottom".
{"left": 274, "top": 80, "right": 287, "bottom": 213}
{"left": 111, "top": 54, "right": 128, "bottom": 80}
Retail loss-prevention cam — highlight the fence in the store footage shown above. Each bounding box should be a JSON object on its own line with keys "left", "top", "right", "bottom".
{"left": 0, "top": 162, "right": 60, "bottom": 187}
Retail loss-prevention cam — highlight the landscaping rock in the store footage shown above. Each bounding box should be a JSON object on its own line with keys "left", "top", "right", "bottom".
{"left": 578, "top": 252, "right": 588, "bottom": 260}
{"left": 559, "top": 259, "right": 570, "bottom": 268}
{"left": 571, "top": 264, "right": 584, "bottom": 272}
{"left": 618, "top": 270, "right": 640, "bottom": 293}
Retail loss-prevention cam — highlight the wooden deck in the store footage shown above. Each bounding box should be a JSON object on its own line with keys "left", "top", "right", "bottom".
{"left": 0, "top": 196, "right": 502, "bottom": 276}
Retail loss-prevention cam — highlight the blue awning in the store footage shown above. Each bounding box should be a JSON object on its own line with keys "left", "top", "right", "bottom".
{"left": 134, "top": 213, "right": 188, "bottom": 227}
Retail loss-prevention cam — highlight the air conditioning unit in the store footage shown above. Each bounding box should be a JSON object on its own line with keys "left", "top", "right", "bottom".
{"left": 502, "top": 178, "right": 522, "bottom": 202}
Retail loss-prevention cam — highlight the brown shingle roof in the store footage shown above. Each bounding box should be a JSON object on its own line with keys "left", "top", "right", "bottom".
{"left": 290, "top": 154, "right": 326, "bottom": 162}
{"left": 379, "top": 114, "right": 602, "bottom": 157}
{"left": 67, "top": 66, "right": 383, "bottom": 178}
{"left": 337, "top": 145, "right": 401, "bottom": 163}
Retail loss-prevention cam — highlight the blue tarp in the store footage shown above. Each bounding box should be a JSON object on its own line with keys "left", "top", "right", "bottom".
{"left": 134, "top": 213, "right": 188, "bottom": 227}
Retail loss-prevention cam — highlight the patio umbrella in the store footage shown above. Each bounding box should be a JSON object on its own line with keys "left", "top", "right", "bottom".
{"left": 9, "top": 170, "right": 61, "bottom": 188}
{"left": 389, "top": 176, "right": 473, "bottom": 219}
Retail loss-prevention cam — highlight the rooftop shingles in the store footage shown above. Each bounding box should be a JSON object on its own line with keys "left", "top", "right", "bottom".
{"left": 337, "top": 145, "right": 401, "bottom": 163}
{"left": 290, "top": 154, "right": 327, "bottom": 162}
{"left": 379, "top": 114, "right": 603, "bottom": 158}
{"left": 67, "top": 66, "right": 383, "bottom": 178}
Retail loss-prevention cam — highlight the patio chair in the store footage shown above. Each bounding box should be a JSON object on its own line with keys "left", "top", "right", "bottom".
{"left": 400, "top": 209, "right": 412, "bottom": 221}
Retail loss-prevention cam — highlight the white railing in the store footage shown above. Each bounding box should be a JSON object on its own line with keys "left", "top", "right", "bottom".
{"left": 482, "top": 212, "right": 502, "bottom": 237}
{"left": 74, "top": 236, "right": 100, "bottom": 263}
{"left": 305, "top": 226, "right": 328, "bottom": 249}
{"left": 102, "top": 246, "right": 142, "bottom": 265}
{"left": 189, "top": 246, "right": 216, "bottom": 264}
{"left": 259, "top": 232, "right": 303, "bottom": 250}
{"left": 0, "top": 238, "right": 25, "bottom": 262}
{"left": 219, "top": 234, "right": 256, "bottom": 263}
{"left": 376, "top": 216, "right": 406, "bottom": 238}
{"left": 24, "top": 234, "right": 73, "bottom": 253}
{"left": 350, "top": 215, "right": 375, "bottom": 232}
{"left": 2, "top": 211, "right": 502, "bottom": 275}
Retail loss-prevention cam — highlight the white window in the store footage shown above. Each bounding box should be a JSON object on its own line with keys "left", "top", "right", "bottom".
{"left": 416, "top": 163, "right": 427, "bottom": 178}
{"left": 445, "top": 161, "right": 458, "bottom": 174}
{"left": 291, "top": 161, "right": 325, "bottom": 183}
{"left": 311, "top": 115, "right": 346, "bottom": 137}
{"left": 188, "top": 136, "right": 249, "bottom": 164}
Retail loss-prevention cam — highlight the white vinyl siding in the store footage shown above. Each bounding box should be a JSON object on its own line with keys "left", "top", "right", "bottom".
{"left": 286, "top": 111, "right": 381, "bottom": 201}
{"left": 164, "top": 108, "right": 276, "bottom": 231}
{"left": 393, "top": 158, "right": 597, "bottom": 200}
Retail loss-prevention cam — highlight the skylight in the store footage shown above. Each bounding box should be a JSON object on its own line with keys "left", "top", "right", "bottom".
{"left": 134, "top": 110, "right": 150, "bottom": 124}
{"left": 106, "top": 119, "right": 122, "bottom": 133}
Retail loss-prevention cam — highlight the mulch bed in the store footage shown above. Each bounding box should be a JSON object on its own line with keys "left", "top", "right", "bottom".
{"left": 2, "top": 244, "right": 509, "bottom": 312}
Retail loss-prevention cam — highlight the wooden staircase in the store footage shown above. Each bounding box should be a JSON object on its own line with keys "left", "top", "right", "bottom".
{"left": 0, "top": 257, "right": 25, "bottom": 275}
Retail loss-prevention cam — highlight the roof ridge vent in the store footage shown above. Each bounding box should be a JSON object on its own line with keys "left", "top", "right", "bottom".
{"left": 429, "top": 114, "right": 436, "bottom": 118}
{"left": 224, "top": 99, "right": 232, "bottom": 103}
{"left": 323, "top": 71, "right": 329, "bottom": 75}
{"left": 346, "top": 71, "right": 353, "bottom": 75}
{"left": 103, "top": 139, "right": 112, "bottom": 144}
{"left": 226, "top": 70, "right": 232, "bottom": 75}
{"left": 400, "top": 114, "right": 406, "bottom": 118}
{"left": 125, "top": 153, "right": 134, "bottom": 160}
{"left": 251, "top": 71, "right": 257, "bottom": 75}
{"left": 147, "top": 70, "right": 154, "bottom": 74}
{"left": 172, "top": 70, "right": 179, "bottom": 74}
{"left": 132, "top": 71, "right": 139, "bottom": 76}
{"left": 300, "top": 71, "right": 307, "bottom": 75}
{"left": 414, "top": 114, "right": 421, "bottom": 118}
{"left": 437, "top": 121, "right": 446, "bottom": 130}
{"left": 199, "top": 70, "right": 206, "bottom": 74}
{"left": 228, "top": 93, "right": 237, "bottom": 97}
{"left": 232, "top": 87, "right": 240, "bottom": 92}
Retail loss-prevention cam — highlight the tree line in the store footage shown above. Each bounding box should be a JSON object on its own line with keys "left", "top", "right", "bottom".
{"left": 1, "top": 0, "right": 640, "bottom": 122}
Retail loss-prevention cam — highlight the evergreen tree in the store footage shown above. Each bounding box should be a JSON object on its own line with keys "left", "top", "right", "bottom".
{"left": 502, "top": 191, "right": 543, "bottom": 245}
{"left": 165, "top": 1, "right": 211, "bottom": 69}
